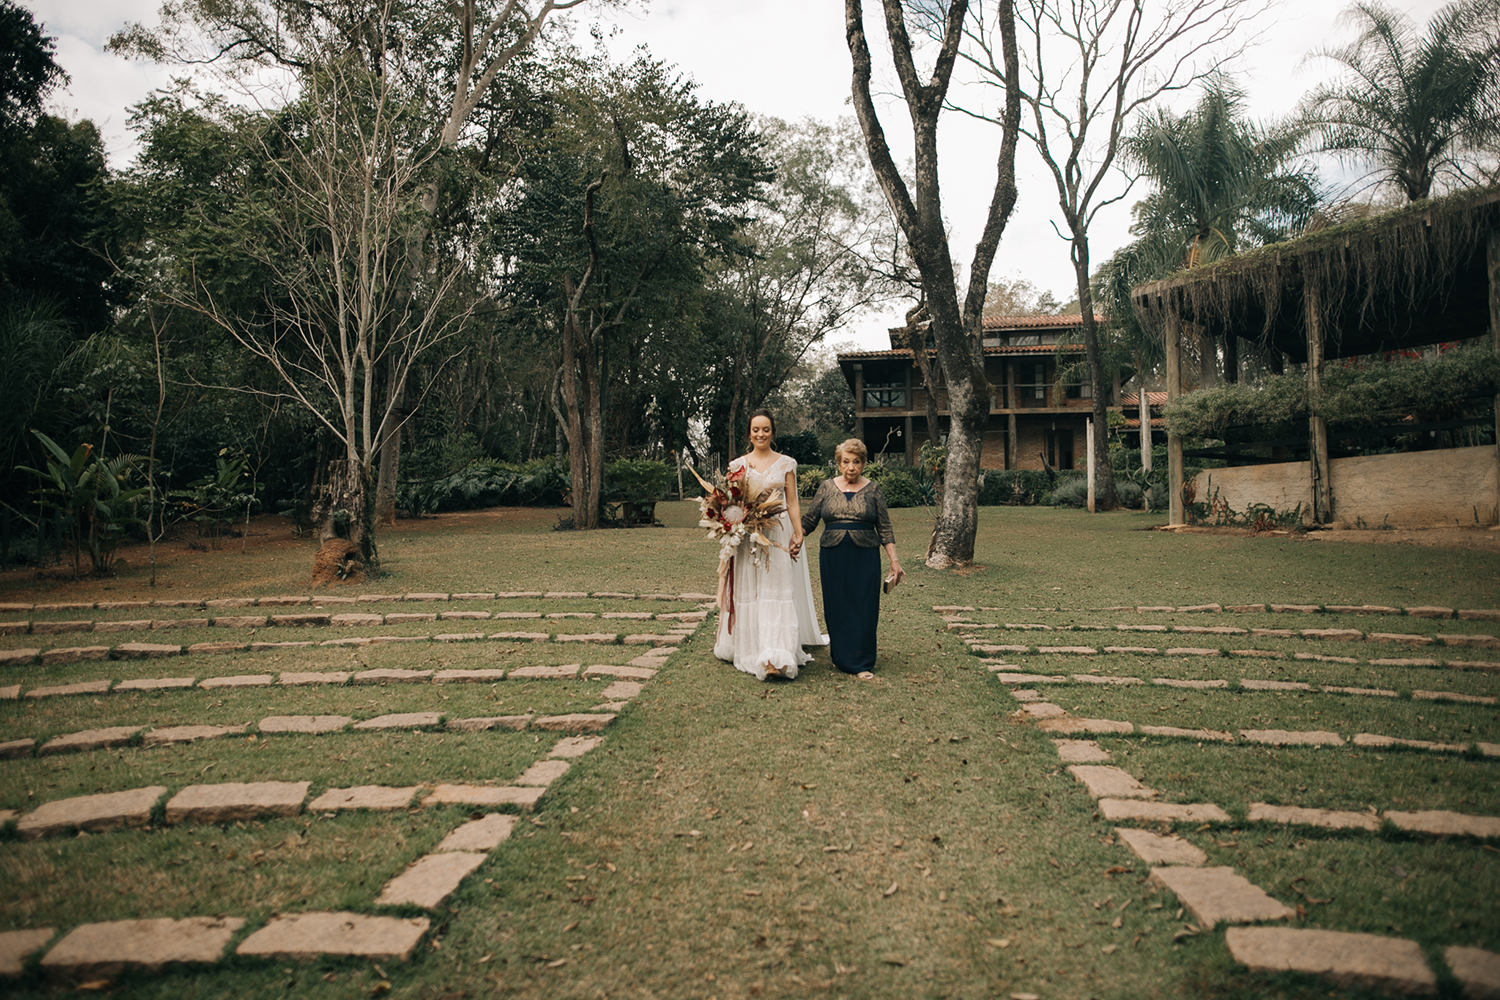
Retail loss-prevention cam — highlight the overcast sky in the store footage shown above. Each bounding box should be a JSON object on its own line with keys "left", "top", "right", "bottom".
{"left": 25, "top": 0, "right": 1451, "bottom": 349}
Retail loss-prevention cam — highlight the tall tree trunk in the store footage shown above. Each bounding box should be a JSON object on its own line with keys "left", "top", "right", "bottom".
{"left": 373, "top": 360, "right": 404, "bottom": 526}
{"left": 1070, "top": 246, "right": 1118, "bottom": 508}
{"left": 1136, "top": 351, "right": 1152, "bottom": 512}
{"left": 559, "top": 287, "right": 593, "bottom": 529}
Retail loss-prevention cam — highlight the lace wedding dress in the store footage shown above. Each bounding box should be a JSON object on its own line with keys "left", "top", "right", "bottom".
{"left": 712, "top": 453, "right": 827, "bottom": 680}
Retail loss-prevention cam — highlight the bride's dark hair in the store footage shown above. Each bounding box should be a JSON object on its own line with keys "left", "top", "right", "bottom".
{"left": 746, "top": 408, "right": 776, "bottom": 451}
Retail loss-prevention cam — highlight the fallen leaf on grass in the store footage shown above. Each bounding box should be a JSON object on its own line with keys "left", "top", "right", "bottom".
{"left": 1049, "top": 858, "right": 1061, "bottom": 869}
{"left": 743, "top": 890, "right": 762, "bottom": 896}
{"left": 563, "top": 921, "right": 579, "bottom": 932}
{"left": 546, "top": 958, "right": 568, "bottom": 968}
{"left": 881, "top": 955, "right": 906, "bottom": 966}
{"left": 1104, "top": 866, "right": 1132, "bottom": 875}
{"left": 1101, "top": 944, "right": 1117, "bottom": 955}
{"left": 883, "top": 882, "right": 899, "bottom": 897}
{"left": 478, "top": 954, "right": 492, "bottom": 964}
{"left": 369, "top": 983, "right": 391, "bottom": 996}
{"left": 986, "top": 938, "right": 1011, "bottom": 949}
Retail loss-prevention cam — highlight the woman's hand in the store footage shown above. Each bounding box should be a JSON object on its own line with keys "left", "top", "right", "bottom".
{"left": 789, "top": 531, "right": 804, "bottom": 561}
{"left": 889, "top": 557, "right": 905, "bottom": 583}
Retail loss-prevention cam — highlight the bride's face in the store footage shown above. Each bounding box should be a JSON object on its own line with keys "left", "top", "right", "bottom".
{"left": 749, "top": 416, "right": 774, "bottom": 450}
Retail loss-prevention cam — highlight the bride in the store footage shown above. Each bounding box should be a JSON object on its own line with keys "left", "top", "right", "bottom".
{"left": 712, "top": 409, "right": 827, "bottom": 680}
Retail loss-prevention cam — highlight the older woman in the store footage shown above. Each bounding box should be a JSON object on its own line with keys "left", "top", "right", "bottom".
{"left": 801, "top": 438, "right": 904, "bottom": 679}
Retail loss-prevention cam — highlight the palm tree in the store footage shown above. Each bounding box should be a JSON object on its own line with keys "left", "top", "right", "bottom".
{"left": 1110, "top": 82, "right": 1321, "bottom": 387}
{"left": 1301, "top": 0, "right": 1500, "bottom": 201}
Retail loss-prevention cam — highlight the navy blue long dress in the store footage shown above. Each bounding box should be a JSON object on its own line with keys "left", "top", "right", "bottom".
{"left": 801, "top": 479, "right": 894, "bottom": 674}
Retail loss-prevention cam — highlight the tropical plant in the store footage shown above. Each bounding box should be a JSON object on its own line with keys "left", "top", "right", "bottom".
{"left": 1300, "top": 0, "right": 1500, "bottom": 201}
{"left": 16, "top": 430, "right": 148, "bottom": 576}
{"left": 168, "top": 450, "right": 261, "bottom": 549}
{"left": 604, "top": 459, "right": 674, "bottom": 504}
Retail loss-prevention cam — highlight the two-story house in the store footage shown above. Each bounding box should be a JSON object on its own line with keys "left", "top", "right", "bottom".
{"left": 837, "top": 314, "right": 1134, "bottom": 470}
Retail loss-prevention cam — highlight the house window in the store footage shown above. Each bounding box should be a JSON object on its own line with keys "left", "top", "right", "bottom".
{"left": 1032, "top": 363, "right": 1046, "bottom": 400}
{"left": 863, "top": 371, "right": 906, "bottom": 409}
{"left": 1065, "top": 381, "right": 1092, "bottom": 399}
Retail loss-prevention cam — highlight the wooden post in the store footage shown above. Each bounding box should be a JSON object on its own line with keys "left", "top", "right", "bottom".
{"left": 904, "top": 415, "right": 914, "bottom": 465}
{"left": 1166, "top": 307, "right": 1184, "bottom": 526}
{"left": 1086, "top": 418, "right": 1096, "bottom": 513}
{"left": 1005, "top": 359, "right": 1018, "bottom": 471}
{"left": 1306, "top": 283, "right": 1332, "bottom": 524}
{"left": 1489, "top": 228, "right": 1499, "bottom": 525}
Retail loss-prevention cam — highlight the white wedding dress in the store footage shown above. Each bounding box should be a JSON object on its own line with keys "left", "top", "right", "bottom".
{"left": 713, "top": 453, "right": 828, "bottom": 680}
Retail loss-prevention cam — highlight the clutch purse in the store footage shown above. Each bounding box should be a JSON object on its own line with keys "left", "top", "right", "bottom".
{"left": 883, "top": 570, "right": 901, "bottom": 594}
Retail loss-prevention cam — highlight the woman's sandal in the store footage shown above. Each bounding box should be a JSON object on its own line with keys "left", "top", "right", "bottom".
{"left": 856, "top": 671, "right": 875, "bottom": 680}
{"left": 764, "top": 665, "right": 783, "bottom": 679}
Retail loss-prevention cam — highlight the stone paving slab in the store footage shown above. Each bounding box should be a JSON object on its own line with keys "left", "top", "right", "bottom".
{"left": 433, "top": 668, "right": 508, "bottom": 683}
{"left": 166, "top": 781, "right": 310, "bottom": 823}
{"left": 1174, "top": 626, "right": 1247, "bottom": 635}
{"left": 1139, "top": 725, "right": 1235, "bottom": 742}
{"left": 1098, "top": 799, "right": 1230, "bottom": 823}
{"left": 1239, "top": 679, "right": 1313, "bottom": 692}
{"left": 1226, "top": 604, "right": 1266, "bottom": 613}
{"left": 1038, "top": 645, "right": 1097, "bottom": 655}
{"left": 1405, "top": 606, "right": 1454, "bottom": 618}
{"left": 250, "top": 641, "right": 315, "bottom": 651}
{"left": 115, "top": 676, "right": 195, "bottom": 692}
{"left": 449, "top": 715, "right": 533, "bottom": 732}
{"left": 1301, "top": 628, "right": 1363, "bottom": 641}
{"left": 434, "top": 632, "right": 486, "bottom": 642}
{"left": 1150, "top": 866, "right": 1295, "bottom": 928}
{"left": 559, "top": 632, "right": 619, "bottom": 644}
{"left": 1353, "top": 733, "right": 1469, "bottom": 753}
{"left": 39, "top": 647, "right": 110, "bottom": 666}
{"left": 1038, "top": 717, "right": 1134, "bottom": 735}
{"left": 1247, "top": 802, "right": 1380, "bottom": 831}
{"left": 321, "top": 637, "right": 374, "bottom": 647}
{"left": 188, "top": 641, "right": 250, "bottom": 655}
{"left": 1102, "top": 646, "right": 1160, "bottom": 655}
{"left": 199, "top": 673, "right": 273, "bottom": 689}
{"left": 331, "top": 613, "right": 383, "bottom": 626}
{"left": 1294, "top": 652, "right": 1360, "bottom": 664}
{"left": 357, "top": 594, "right": 403, "bottom": 602}
{"left": 1458, "top": 609, "right": 1500, "bottom": 622}
{"left": 515, "top": 759, "right": 571, "bottom": 786}
{"left": 1447, "top": 660, "right": 1500, "bottom": 672}
{"left": 1165, "top": 647, "right": 1221, "bottom": 657}
{"left": 1151, "top": 678, "right": 1230, "bottom": 689}
{"left": 971, "top": 644, "right": 1032, "bottom": 655}
{"left": 1444, "top": 946, "right": 1500, "bottom": 1000}
{"left": 423, "top": 784, "right": 546, "bottom": 810}
{"left": 386, "top": 612, "right": 438, "bottom": 624}
{"left": 279, "top": 671, "right": 349, "bottom": 686}
{"left": 1384, "top": 810, "right": 1500, "bottom": 838}
{"left": 153, "top": 618, "right": 210, "bottom": 630}
{"left": 452, "top": 593, "right": 496, "bottom": 601}
{"left": 1068, "top": 765, "right": 1155, "bottom": 799}
{"left": 1011, "top": 689, "right": 1042, "bottom": 702}
{"left": 491, "top": 631, "right": 550, "bottom": 641}
{"left": 17, "top": 786, "right": 167, "bottom": 839}
{"left": 549, "top": 736, "right": 604, "bottom": 758}
{"left": 0, "top": 737, "right": 34, "bottom": 757}
{"left": 92, "top": 619, "right": 153, "bottom": 633}
{"left": 153, "top": 599, "right": 205, "bottom": 608}
{"left": 1119, "top": 624, "right": 1169, "bottom": 632}
{"left": 212, "top": 615, "right": 268, "bottom": 628}
{"left": 39, "top": 726, "right": 141, "bottom": 755}
{"left": 353, "top": 712, "right": 442, "bottom": 730}
{"left": 377, "top": 851, "right": 488, "bottom": 908}
{"left": 354, "top": 670, "right": 435, "bottom": 686}
{"left": 600, "top": 680, "right": 643, "bottom": 700}
{"left": 0, "top": 648, "right": 38, "bottom": 665}
{"left": 1439, "top": 634, "right": 1500, "bottom": 648}
{"left": 1324, "top": 685, "right": 1397, "bottom": 696}
{"left": 547, "top": 611, "right": 598, "bottom": 619}
{"left": 1115, "top": 827, "right": 1206, "bottom": 866}
{"left": 1270, "top": 604, "right": 1320, "bottom": 613}
{"left": 533, "top": 712, "right": 618, "bottom": 733}
{"left": 1052, "top": 739, "right": 1111, "bottom": 763}
{"left": 145, "top": 724, "right": 248, "bottom": 747}
{"left": 493, "top": 612, "right": 543, "bottom": 620}
{"left": 40, "top": 916, "right": 246, "bottom": 979}
{"left": 992, "top": 672, "right": 1068, "bottom": 684}
{"left": 1250, "top": 628, "right": 1296, "bottom": 639}
{"left": 1414, "top": 689, "right": 1498, "bottom": 705}
{"left": 509, "top": 664, "right": 581, "bottom": 679}
{"left": 1240, "top": 729, "right": 1345, "bottom": 746}
{"left": 1325, "top": 605, "right": 1401, "bottom": 615}
{"left": 441, "top": 611, "right": 492, "bottom": 620}
{"left": 258, "top": 596, "right": 311, "bottom": 607}
{"left": 1072, "top": 674, "right": 1142, "bottom": 685}
{"left": 1021, "top": 702, "right": 1067, "bottom": 719}
{"left": 437, "top": 813, "right": 516, "bottom": 852}
{"left": 1369, "top": 632, "right": 1434, "bottom": 645}
{"left": 237, "top": 912, "right": 429, "bottom": 961}
{"left": 259, "top": 715, "right": 351, "bottom": 734}
{"left": 205, "top": 598, "right": 256, "bottom": 608}
{"left": 1225, "top": 927, "right": 1436, "bottom": 996}
{"left": 582, "top": 665, "right": 657, "bottom": 680}
{"left": 0, "top": 928, "right": 55, "bottom": 977}
{"left": 308, "top": 786, "right": 421, "bottom": 812}
{"left": 31, "top": 620, "right": 94, "bottom": 635}
{"left": 1480, "top": 743, "right": 1500, "bottom": 757}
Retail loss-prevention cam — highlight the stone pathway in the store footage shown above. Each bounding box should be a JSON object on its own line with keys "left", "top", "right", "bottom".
{"left": 0, "top": 596, "right": 709, "bottom": 982}
{"left": 933, "top": 603, "right": 1500, "bottom": 621}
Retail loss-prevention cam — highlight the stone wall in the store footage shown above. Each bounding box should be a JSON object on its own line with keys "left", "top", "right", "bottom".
{"left": 1191, "top": 445, "right": 1500, "bottom": 527}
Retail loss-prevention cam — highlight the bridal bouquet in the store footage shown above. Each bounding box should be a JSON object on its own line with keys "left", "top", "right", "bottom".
{"left": 688, "top": 464, "right": 787, "bottom": 570}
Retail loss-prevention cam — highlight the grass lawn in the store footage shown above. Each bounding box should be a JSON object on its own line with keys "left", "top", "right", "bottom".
{"left": 0, "top": 503, "right": 1496, "bottom": 998}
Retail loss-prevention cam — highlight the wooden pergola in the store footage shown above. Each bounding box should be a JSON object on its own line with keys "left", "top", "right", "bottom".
{"left": 1131, "top": 186, "right": 1500, "bottom": 526}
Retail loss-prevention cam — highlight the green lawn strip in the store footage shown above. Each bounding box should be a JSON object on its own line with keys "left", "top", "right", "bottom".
{"left": 1023, "top": 683, "right": 1498, "bottom": 746}
{"left": 2, "top": 802, "right": 484, "bottom": 932}
{"left": 0, "top": 678, "right": 621, "bottom": 750}
{"left": 2, "top": 727, "right": 552, "bottom": 813}
{"left": 1093, "top": 737, "right": 1497, "bottom": 817}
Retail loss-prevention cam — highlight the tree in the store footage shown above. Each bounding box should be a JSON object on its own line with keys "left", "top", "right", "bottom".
{"left": 983, "top": 273, "right": 1063, "bottom": 316}
{"left": 110, "top": 0, "right": 598, "bottom": 525}
{"left": 1300, "top": 0, "right": 1500, "bottom": 201}
{"left": 0, "top": 0, "right": 65, "bottom": 138}
{"left": 494, "top": 53, "right": 770, "bottom": 529}
{"left": 845, "top": 0, "right": 1023, "bottom": 569}
{"left": 955, "top": 0, "right": 1263, "bottom": 508}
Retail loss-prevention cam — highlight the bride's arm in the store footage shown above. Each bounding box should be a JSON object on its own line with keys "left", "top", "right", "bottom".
{"left": 784, "top": 468, "right": 804, "bottom": 560}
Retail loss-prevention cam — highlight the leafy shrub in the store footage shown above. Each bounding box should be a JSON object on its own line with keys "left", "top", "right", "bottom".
{"left": 877, "top": 468, "right": 924, "bottom": 508}
{"left": 774, "top": 430, "right": 823, "bottom": 466}
{"left": 798, "top": 466, "right": 830, "bottom": 496}
{"left": 977, "top": 469, "right": 1054, "bottom": 505}
{"left": 16, "top": 430, "right": 148, "bottom": 575}
{"left": 1114, "top": 480, "right": 1144, "bottom": 508}
{"left": 1049, "top": 475, "right": 1089, "bottom": 508}
{"left": 605, "top": 458, "right": 673, "bottom": 503}
{"left": 400, "top": 458, "right": 567, "bottom": 513}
